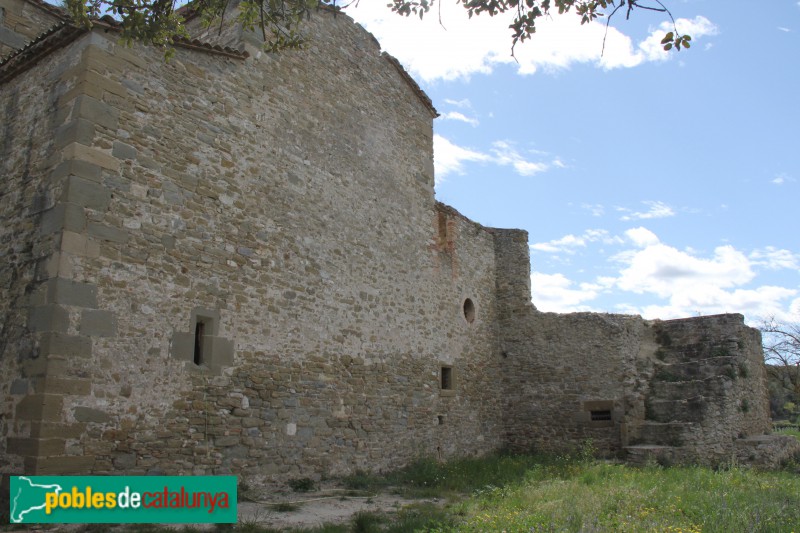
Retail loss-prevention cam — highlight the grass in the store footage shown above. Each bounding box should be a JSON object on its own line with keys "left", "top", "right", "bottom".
{"left": 32, "top": 448, "right": 800, "bottom": 532}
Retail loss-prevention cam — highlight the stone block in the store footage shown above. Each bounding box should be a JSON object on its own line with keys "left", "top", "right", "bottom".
{"left": 10, "top": 379, "right": 29, "bottom": 395}
{"left": 60, "top": 231, "right": 100, "bottom": 258}
{"left": 73, "top": 406, "right": 111, "bottom": 424}
{"left": 62, "top": 143, "right": 120, "bottom": 172}
{"left": 15, "top": 394, "right": 63, "bottom": 421}
{"left": 51, "top": 159, "right": 102, "bottom": 183}
{"left": 41, "top": 203, "right": 87, "bottom": 235}
{"left": 31, "top": 422, "right": 87, "bottom": 439}
{"left": 112, "top": 141, "right": 137, "bottom": 160}
{"left": 113, "top": 453, "right": 137, "bottom": 469}
{"left": 36, "top": 377, "right": 92, "bottom": 396}
{"left": 71, "top": 94, "right": 119, "bottom": 130}
{"left": 214, "top": 436, "right": 240, "bottom": 447}
{"left": 210, "top": 337, "right": 235, "bottom": 367}
{"left": 54, "top": 118, "right": 95, "bottom": 149}
{"left": 80, "top": 309, "right": 117, "bottom": 337}
{"left": 171, "top": 332, "right": 194, "bottom": 362}
{"left": 63, "top": 175, "right": 111, "bottom": 210}
{"left": 7, "top": 437, "right": 66, "bottom": 457}
{"left": 30, "top": 455, "right": 96, "bottom": 475}
{"left": 39, "top": 332, "right": 92, "bottom": 358}
{"left": 47, "top": 278, "right": 98, "bottom": 308}
{"left": 28, "top": 305, "right": 70, "bottom": 333}
{"left": 87, "top": 222, "right": 129, "bottom": 244}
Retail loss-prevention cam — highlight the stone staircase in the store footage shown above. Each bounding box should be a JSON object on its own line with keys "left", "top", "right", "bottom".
{"left": 625, "top": 332, "right": 744, "bottom": 465}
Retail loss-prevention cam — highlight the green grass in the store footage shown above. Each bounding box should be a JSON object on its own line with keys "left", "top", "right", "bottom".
{"left": 41, "top": 450, "right": 800, "bottom": 532}
{"left": 775, "top": 426, "right": 800, "bottom": 440}
{"left": 431, "top": 460, "right": 800, "bottom": 532}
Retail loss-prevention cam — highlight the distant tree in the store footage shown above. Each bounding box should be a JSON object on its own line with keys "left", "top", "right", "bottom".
{"left": 64, "top": 0, "right": 692, "bottom": 55}
{"left": 761, "top": 317, "right": 800, "bottom": 419}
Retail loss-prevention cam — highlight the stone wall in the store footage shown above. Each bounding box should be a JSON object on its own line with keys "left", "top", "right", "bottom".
{"left": 0, "top": 33, "right": 94, "bottom": 475}
{"left": 0, "top": 0, "right": 63, "bottom": 58}
{"left": 501, "top": 309, "right": 651, "bottom": 456}
{"left": 1, "top": 11, "right": 509, "bottom": 481}
{"left": 0, "top": 2, "right": 784, "bottom": 483}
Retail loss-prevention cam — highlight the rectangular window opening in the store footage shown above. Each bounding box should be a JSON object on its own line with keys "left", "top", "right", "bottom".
{"left": 590, "top": 410, "right": 612, "bottom": 421}
{"left": 193, "top": 320, "right": 206, "bottom": 365}
{"left": 441, "top": 366, "right": 453, "bottom": 390}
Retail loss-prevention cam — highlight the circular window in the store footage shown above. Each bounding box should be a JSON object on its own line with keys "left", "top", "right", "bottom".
{"left": 463, "top": 298, "right": 475, "bottom": 324}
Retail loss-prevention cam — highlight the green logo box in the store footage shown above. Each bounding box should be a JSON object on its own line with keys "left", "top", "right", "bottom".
{"left": 10, "top": 475, "right": 237, "bottom": 524}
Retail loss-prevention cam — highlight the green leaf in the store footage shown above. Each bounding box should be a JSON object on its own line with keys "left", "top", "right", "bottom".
{"left": 660, "top": 31, "right": 673, "bottom": 45}
{"left": 663, "top": 42, "right": 673, "bottom": 51}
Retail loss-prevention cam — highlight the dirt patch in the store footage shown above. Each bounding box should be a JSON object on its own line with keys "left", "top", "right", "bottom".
{"left": 239, "top": 492, "right": 435, "bottom": 529}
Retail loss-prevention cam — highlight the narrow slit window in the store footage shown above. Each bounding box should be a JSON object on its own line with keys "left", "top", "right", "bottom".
{"left": 463, "top": 298, "right": 475, "bottom": 324}
{"left": 441, "top": 366, "right": 453, "bottom": 390}
{"left": 590, "top": 410, "right": 612, "bottom": 421}
{"left": 193, "top": 320, "right": 205, "bottom": 365}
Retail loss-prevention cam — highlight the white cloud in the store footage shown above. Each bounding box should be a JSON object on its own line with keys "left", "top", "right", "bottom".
{"left": 440, "top": 111, "right": 479, "bottom": 126}
{"left": 749, "top": 247, "right": 800, "bottom": 270}
{"left": 636, "top": 17, "right": 719, "bottom": 62}
{"left": 531, "top": 229, "right": 623, "bottom": 253}
{"left": 443, "top": 98, "right": 471, "bottom": 108}
{"left": 529, "top": 227, "right": 799, "bottom": 321}
{"left": 582, "top": 203, "right": 605, "bottom": 217}
{"left": 531, "top": 272, "right": 599, "bottom": 313}
{"left": 434, "top": 135, "right": 559, "bottom": 182}
{"left": 618, "top": 200, "right": 675, "bottom": 221}
{"left": 778, "top": 27, "right": 791, "bottom": 33}
{"left": 490, "top": 141, "right": 548, "bottom": 176}
{"left": 612, "top": 243, "right": 755, "bottom": 297}
{"left": 625, "top": 227, "right": 660, "bottom": 247}
{"left": 771, "top": 173, "right": 795, "bottom": 185}
{"left": 346, "top": 4, "right": 718, "bottom": 82}
{"left": 433, "top": 134, "right": 491, "bottom": 181}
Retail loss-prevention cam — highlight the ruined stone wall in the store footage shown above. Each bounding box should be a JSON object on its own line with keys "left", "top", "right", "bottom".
{"left": 2, "top": 12, "right": 507, "bottom": 481}
{"left": 634, "top": 314, "right": 772, "bottom": 463}
{"left": 501, "top": 310, "right": 650, "bottom": 455}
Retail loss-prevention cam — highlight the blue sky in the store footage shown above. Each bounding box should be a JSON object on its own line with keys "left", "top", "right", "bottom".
{"left": 345, "top": 1, "right": 800, "bottom": 324}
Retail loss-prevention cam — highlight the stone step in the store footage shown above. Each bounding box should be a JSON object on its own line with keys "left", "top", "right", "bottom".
{"left": 632, "top": 421, "right": 695, "bottom": 447}
{"left": 653, "top": 340, "right": 742, "bottom": 364}
{"left": 653, "top": 356, "right": 741, "bottom": 381}
{"left": 645, "top": 396, "right": 707, "bottom": 423}
{"left": 648, "top": 375, "right": 732, "bottom": 400}
{"left": 624, "top": 445, "right": 677, "bottom": 466}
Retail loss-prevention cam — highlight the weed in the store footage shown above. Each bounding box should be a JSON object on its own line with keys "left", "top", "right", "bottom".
{"left": 653, "top": 369, "right": 683, "bottom": 382}
{"left": 351, "top": 510, "right": 384, "bottom": 533}
{"left": 655, "top": 328, "right": 672, "bottom": 347}
{"left": 713, "top": 346, "right": 731, "bottom": 358}
{"left": 272, "top": 502, "right": 300, "bottom": 512}
{"left": 288, "top": 477, "right": 316, "bottom": 492}
{"left": 738, "top": 362, "right": 750, "bottom": 378}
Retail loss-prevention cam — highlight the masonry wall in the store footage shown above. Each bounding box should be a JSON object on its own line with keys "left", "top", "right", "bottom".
{"left": 0, "top": 12, "right": 508, "bottom": 481}
{"left": 0, "top": 35, "right": 98, "bottom": 474}
{"left": 501, "top": 310, "right": 650, "bottom": 455}
{"left": 0, "top": 0, "right": 62, "bottom": 57}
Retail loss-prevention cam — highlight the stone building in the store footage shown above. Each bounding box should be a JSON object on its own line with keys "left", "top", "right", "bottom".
{"left": 0, "top": 0, "right": 795, "bottom": 484}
